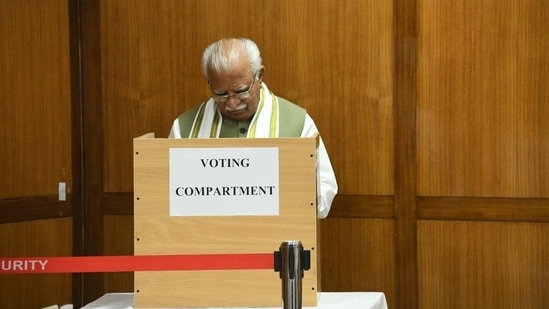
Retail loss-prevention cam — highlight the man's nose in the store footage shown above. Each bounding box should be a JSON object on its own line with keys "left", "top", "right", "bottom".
{"left": 225, "top": 95, "right": 240, "bottom": 106}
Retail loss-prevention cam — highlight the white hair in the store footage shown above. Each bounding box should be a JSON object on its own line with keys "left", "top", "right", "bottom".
{"left": 201, "top": 38, "right": 262, "bottom": 79}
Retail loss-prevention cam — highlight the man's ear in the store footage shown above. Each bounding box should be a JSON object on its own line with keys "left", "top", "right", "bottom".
{"left": 257, "top": 66, "right": 265, "bottom": 81}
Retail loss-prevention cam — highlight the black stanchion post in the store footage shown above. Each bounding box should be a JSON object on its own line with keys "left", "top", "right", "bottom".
{"left": 274, "top": 240, "right": 311, "bottom": 309}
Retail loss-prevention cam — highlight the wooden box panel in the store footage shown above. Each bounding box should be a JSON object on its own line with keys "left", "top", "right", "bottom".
{"left": 133, "top": 133, "right": 318, "bottom": 308}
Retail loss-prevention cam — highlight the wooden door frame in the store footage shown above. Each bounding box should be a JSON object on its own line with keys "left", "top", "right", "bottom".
{"left": 69, "top": 0, "right": 105, "bottom": 307}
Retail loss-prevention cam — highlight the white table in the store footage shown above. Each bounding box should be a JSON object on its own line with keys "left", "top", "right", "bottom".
{"left": 82, "top": 292, "right": 388, "bottom": 309}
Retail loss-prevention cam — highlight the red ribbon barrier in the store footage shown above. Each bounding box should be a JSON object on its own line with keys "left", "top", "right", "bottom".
{"left": 0, "top": 253, "right": 274, "bottom": 274}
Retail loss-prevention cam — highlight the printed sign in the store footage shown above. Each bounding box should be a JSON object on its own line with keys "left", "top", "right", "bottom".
{"left": 169, "top": 147, "right": 279, "bottom": 216}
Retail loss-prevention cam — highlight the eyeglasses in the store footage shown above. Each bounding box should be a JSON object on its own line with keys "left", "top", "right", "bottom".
{"left": 210, "top": 77, "right": 256, "bottom": 103}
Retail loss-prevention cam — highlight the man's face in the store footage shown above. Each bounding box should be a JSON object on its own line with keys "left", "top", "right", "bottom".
{"left": 208, "top": 57, "right": 263, "bottom": 121}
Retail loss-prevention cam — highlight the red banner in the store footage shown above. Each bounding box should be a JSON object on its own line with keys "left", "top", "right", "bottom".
{"left": 0, "top": 253, "right": 274, "bottom": 274}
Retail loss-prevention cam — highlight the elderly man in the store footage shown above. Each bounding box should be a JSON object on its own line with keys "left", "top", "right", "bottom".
{"left": 169, "top": 37, "right": 337, "bottom": 218}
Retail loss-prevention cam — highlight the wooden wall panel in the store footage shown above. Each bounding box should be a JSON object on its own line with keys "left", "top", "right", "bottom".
{"left": 100, "top": 0, "right": 394, "bottom": 196}
{"left": 418, "top": 220, "right": 549, "bottom": 309}
{"left": 300, "top": 0, "right": 394, "bottom": 195}
{"left": 0, "top": 0, "right": 74, "bottom": 307}
{"left": 320, "top": 219, "right": 396, "bottom": 308}
{"left": 103, "top": 215, "right": 134, "bottom": 292}
{"left": 416, "top": 2, "right": 549, "bottom": 309}
{"left": 417, "top": 0, "right": 549, "bottom": 198}
{"left": 0, "top": 219, "right": 72, "bottom": 309}
{"left": 0, "top": 0, "right": 72, "bottom": 198}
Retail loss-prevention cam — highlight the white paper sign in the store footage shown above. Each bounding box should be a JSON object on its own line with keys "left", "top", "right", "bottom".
{"left": 169, "top": 147, "right": 279, "bottom": 216}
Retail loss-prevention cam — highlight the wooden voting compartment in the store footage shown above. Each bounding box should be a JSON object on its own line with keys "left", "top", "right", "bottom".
{"left": 133, "top": 133, "right": 318, "bottom": 308}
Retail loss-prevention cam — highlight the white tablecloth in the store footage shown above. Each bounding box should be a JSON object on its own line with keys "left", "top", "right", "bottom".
{"left": 82, "top": 292, "right": 388, "bottom": 309}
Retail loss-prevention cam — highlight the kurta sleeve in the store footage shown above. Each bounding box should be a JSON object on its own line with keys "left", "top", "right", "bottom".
{"left": 301, "top": 114, "right": 338, "bottom": 218}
